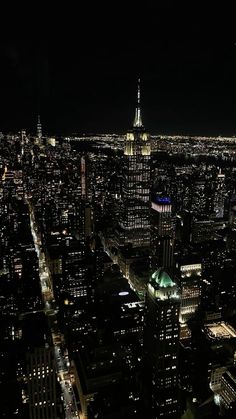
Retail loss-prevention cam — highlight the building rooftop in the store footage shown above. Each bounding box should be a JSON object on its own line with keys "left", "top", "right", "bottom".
{"left": 151, "top": 268, "right": 176, "bottom": 288}
{"left": 180, "top": 323, "right": 192, "bottom": 341}
{"left": 155, "top": 197, "right": 171, "bottom": 204}
{"left": 204, "top": 322, "right": 236, "bottom": 340}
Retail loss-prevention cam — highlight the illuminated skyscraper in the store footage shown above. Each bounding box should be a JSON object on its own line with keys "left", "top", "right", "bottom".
{"left": 20, "top": 312, "right": 59, "bottom": 419}
{"left": 213, "top": 169, "right": 225, "bottom": 219}
{"left": 118, "top": 79, "right": 150, "bottom": 248}
{"left": 151, "top": 197, "right": 175, "bottom": 270}
{"left": 143, "top": 268, "right": 180, "bottom": 418}
{"left": 177, "top": 261, "right": 201, "bottom": 324}
{"left": 37, "top": 114, "right": 42, "bottom": 141}
{"left": 80, "top": 156, "right": 93, "bottom": 240}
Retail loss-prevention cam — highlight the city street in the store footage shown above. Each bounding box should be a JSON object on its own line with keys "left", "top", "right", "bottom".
{"left": 28, "top": 200, "right": 80, "bottom": 419}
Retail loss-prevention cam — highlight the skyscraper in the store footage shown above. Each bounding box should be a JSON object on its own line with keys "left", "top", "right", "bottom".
{"left": 151, "top": 197, "right": 175, "bottom": 270}
{"left": 20, "top": 312, "right": 59, "bottom": 419}
{"left": 143, "top": 268, "right": 180, "bottom": 418}
{"left": 229, "top": 194, "right": 236, "bottom": 228}
{"left": 37, "top": 114, "right": 42, "bottom": 141}
{"left": 117, "top": 79, "right": 151, "bottom": 248}
{"left": 177, "top": 261, "right": 202, "bottom": 324}
{"left": 213, "top": 169, "right": 225, "bottom": 219}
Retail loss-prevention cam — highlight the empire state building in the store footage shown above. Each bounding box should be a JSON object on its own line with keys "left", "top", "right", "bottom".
{"left": 118, "top": 79, "right": 151, "bottom": 248}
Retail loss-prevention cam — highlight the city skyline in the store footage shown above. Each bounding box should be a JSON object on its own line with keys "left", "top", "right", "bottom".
{"left": 2, "top": 83, "right": 236, "bottom": 417}
{"left": 2, "top": 5, "right": 236, "bottom": 417}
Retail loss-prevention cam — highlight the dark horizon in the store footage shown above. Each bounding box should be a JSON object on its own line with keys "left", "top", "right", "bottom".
{"left": 1, "top": 2, "right": 236, "bottom": 137}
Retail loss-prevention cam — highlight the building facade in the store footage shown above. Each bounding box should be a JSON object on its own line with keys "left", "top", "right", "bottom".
{"left": 151, "top": 197, "right": 175, "bottom": 270}
{"left": 118, "top": 79, "right": 151, "bottom": 248}
{"left": 143, "top": 268, "right": 180, "bottom": 418}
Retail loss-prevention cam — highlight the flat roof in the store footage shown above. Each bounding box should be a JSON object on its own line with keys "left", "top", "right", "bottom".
{"left": 180, "top": 323, "right": 191, "bottom": 341}
{"left": 205, "top": 322, "right": 236, "bottom": 340}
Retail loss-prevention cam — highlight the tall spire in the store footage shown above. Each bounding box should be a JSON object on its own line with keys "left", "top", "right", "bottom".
{"left": 133, "top": 78, "right": 143, "bottom": 128}
{"left": 37, "top": 114, "right": 42, "bottom": 139}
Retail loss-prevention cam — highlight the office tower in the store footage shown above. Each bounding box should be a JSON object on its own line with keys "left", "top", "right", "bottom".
{"left": 20, "top": 312, "right": 59, "bottom": 419}
{"left": 118, "top": 79, "right": 150, "bottom": 248}
{"left": 213, "top": 169, "right": 225, "bottom": 218}
{"left": 61, "top": 235, "right": 90, "bottom": 301}
{"left": 37, "top": 114, "right": 42, "bottom": 141}
{"left": 176, "top": 261, "right": 201, "bottom": 324}
{"left": 80, "top": 156, "right": 93, "bottom": 240}
{"left": 81, "top": 156, "right": 87, "bottom": 199}
{"left": 143, "top": 268, "right": 180, "bottom": 418}
{"left": 181, "top": 210, "right": 193, "bottom": 244}
{"left": 229, "top": 195, "right": 236, "bottom": 228}
{"left": 151, "top": 197, "right": 175, "bottom": 270}
{"left": 0, "top": 263, "right": 22, "bottom": 417}
{"left": 72, "top": 272, "right": 144, "bottom": 418}
{"left": 191, "top": 178, "right": 206, "bottom": 216}
{"left": 219, "top": 367, "right": 236, "bottom": 416}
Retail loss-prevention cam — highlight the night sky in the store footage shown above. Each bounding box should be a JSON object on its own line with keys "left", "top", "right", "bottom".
{"left": 1, "top": 2, "right": 236, "bottom": 136}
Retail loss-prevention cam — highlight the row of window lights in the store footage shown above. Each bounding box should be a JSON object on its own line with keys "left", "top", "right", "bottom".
{"left": 34, "top": 402, "right": 55, "bottom": 406}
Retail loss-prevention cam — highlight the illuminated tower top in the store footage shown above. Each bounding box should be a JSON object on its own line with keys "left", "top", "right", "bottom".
{"left": 37, "top": 114, "right": 42, "bottom": 139}
{"left": 133, "top": 78, "right": 143, "bottom": 128}
{"left": 124, "top": 79, "right": 150, "bottom": 156}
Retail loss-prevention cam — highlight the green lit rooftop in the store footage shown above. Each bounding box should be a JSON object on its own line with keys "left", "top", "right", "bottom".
{"left": 151, "top": 268, "right": 176, "bottom": 288}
